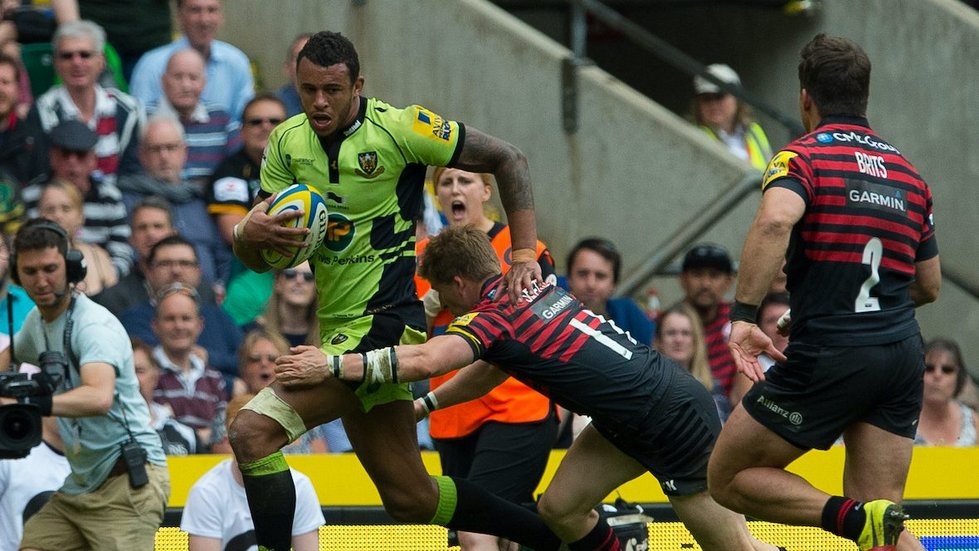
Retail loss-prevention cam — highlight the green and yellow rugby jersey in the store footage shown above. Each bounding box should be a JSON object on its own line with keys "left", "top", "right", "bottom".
{"left": 261, "top": 97, "right": 463, "bottom": 324}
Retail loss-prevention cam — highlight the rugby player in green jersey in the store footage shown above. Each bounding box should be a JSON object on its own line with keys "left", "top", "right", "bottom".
{"left": 228, "top": 31, "right": 560, "bottom": 551}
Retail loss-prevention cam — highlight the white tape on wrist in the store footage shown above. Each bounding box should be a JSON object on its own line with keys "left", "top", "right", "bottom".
{"left": 328, "top": 355, "right": 343, "bottom": 380}
{"left": 420, "top": 391, "right": 439, "bottom": 415}
{"left": 363, "top": 347, "right": 399, "bottom": 386}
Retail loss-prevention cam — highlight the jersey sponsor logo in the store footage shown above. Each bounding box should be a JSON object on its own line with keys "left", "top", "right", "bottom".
{"left": 846, "top": 180, "right": 906, "bottom": 213}
{"left": 412, "top": 107, "right": 453, "bottom": 142}
{"left": 324, "top": 212, "right": 355, "bottom": 252}
{"left": 762, "top": 150, "right": 798, "bottom": 189}
{"left": 319, "top": 253, "right": 376, "bottom": 266}
{"left": 755, "top": 394, "right": 804, "bottom": 426}
{"left": 829, "top": 131, "right": 899, "bottom": 153}
{"left": 331, "top": 333, "right": 348, "bottom": 345}
{"left": 449, "top": 312, "right": 479, "bottom": 328}
{"left": 212, "top": 176, "right": 250, "bottom": 203}
{"left": 530, "top": 287, "right": 574, "bottom": 320}
{"left": 354, "top": 151, "right": 386, "bottom": 179}
{"left": 854, "top": 151, "right": 888, "bottom": 178}
{"left": 816, "top": 132, "right": 833, "bottom": 143}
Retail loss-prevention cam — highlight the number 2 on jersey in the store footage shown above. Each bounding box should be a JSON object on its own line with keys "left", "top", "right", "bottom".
{"left": 855, "top": 237, "right": 882, "bottom": 312}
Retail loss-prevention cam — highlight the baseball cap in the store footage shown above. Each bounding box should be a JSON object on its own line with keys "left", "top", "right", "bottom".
{"left": 693, "top": 63, "right": 741, "bottom": 95}
{"left": 49, "top": 119, "right": 98, "bottom": 152}
{"left": 682, "top": 243, "right": 734, "bottom": 274}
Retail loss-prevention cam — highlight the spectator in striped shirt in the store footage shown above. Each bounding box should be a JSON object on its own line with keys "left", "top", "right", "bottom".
{"left": 146, "top": 48, "right": 240, "bottom": 185}
{"left": 24, "top": 19, "right": 144, "bottom": 189}
{"left": 118, "top": 113, "right": 230, "bottom": 284}
{"left": 21, "top": 118, "right": 134, "bottom": 276}
{"left": 150, "top": 281, "right": 230, "bottom": 447}
{"left": 679, "top": 243, "right": 738, "bottom": 417}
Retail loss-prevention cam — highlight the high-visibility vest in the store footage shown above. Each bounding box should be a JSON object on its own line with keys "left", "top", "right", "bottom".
{"left": 700, "top": 122, "right": 773, "bottom": 172}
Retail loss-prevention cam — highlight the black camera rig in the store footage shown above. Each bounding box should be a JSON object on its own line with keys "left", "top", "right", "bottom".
{"left": 0, "top": 353, "right": 64, "bottom": 459}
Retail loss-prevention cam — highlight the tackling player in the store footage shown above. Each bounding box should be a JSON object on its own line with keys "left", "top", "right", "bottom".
{"left": 274, "top": 227, "right": 784, "bottom": 551}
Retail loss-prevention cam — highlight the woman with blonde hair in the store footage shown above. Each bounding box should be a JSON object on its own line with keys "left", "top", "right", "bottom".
{"left": 655, "top": 302, "right": 729, "bottom": 421}
{"left": 251, "top": 261, "right": 319, "bottom": 347}
{"left": 37, "top": 179, "right": 118, "bottom": 295}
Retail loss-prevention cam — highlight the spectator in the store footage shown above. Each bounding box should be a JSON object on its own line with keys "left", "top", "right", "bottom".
{"left": 132, "top": 336, "right": 198, "bottom": 455}
{"left": 248, "top": 262, "right": 319, "bottom": 348}
{"left": 207, "top": 94, "right": 285, "bottom": 326}
{"left": 565, "top": 237, "right": 654, "bottom": 346}
{"left": 0, "top": 417, "right": 71, "bottom": 551}
{"left": 59, "top": 0, "right": 174, "bottom": 81}
{"left": 0, "top": 232, "right": 34, "bottom": 334}
{"left": 655, "top": 301, "right": 729, "bottom": 421}
{"left": 118, "top": 114, "right": 230, "bottom": 284}
{"left": 181, "top": 394, "right": 323, "bottom": 551}
{"left": 758, "top": 291, "right": 791, "bottom": 355}
{"left": 691, "top": 63, "right": 773, "bottom": 171}
{"left": 275, "top": 33, "right": 310, "bottom": 117}
{"left": 0, "top": 52, "right": 42, "bottom": 233}
{"left": 92, "top": 195, "right": 176, "bottom": 316}
{"left": 130, "top": 0, "right": 253, "bottom": 124}
{"left": 210, "top": 328, "right": 330, "bottom": 455}
{"left": 915, "top": 338, "right": 977, "bottom": 446}
{"left": 146, "top": 48, "right": 239, "bottom": 184}
{"left": 679, "top": 243, "right": 739, "bottom": 407}
{"left": 21, "top": 118, "right": 134, "bottom": 276}
{"left": 416, "top": 166, "right": 557, "bottom": 550}
{"left": 120, "top": 234, "right": 242, "bottom": 377}
{"left": 150, "top": 282, "right": 229, "bottom": 445}
{"left": 37, "top": 180, "right": 116, "bottom": 295}
{"left": 24, "top": 19, "right": 143, "bottom": 187}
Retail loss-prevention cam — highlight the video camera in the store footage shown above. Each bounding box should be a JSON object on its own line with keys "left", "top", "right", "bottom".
{"left": 0, "top": 351, "right": 65, "bottom": 459}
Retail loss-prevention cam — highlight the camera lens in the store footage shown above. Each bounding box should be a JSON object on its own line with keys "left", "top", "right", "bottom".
{"left": 2, "top": 410, "right": 33, "bottom": 441}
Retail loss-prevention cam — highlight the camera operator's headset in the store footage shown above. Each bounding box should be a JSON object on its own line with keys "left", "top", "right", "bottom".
{"left": 10, "top": 220, "right": 88, "bottom": 288}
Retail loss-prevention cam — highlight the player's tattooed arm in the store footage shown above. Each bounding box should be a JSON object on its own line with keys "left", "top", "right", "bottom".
{"left": 454, "top": 126, "right": 542, "bottom": 301}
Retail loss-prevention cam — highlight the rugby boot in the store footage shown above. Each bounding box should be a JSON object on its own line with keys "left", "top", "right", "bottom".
{"left": 856, "top": 499, "right": 908, "bottom": 551}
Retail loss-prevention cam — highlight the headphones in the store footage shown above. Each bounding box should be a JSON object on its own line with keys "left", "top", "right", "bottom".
{"left": 10, "top": 220, "right": 88, "bottom": 287}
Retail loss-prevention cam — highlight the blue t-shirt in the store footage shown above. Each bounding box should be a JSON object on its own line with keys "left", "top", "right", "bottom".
{"left": 14, "top": 293, "right": 166, "bottom": 495}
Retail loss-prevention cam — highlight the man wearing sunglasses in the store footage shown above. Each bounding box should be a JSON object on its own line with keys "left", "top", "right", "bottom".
{"left": 25, "top": 20, "right": 143, "bottom": 190}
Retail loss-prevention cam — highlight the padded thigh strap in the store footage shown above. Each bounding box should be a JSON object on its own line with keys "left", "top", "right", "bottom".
{"left": 241, "top": 386, "right": 308, "bottom": 443}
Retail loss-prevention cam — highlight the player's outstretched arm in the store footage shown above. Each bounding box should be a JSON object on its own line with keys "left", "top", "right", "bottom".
{"left": 453, "top": 126, "right": 541, "bottom": 301}
{"left": 415, "top": 360, "right": 508, "bottom": 420}
{"left": 273, "top": 335, "right": 476, "bottom": 389}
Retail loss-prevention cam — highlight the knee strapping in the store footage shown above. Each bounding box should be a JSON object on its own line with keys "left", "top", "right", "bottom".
{"left": 241, "top": 386, "right": 308, "bottom": 443}
{"left": 430, "top": 475, "right": 458, "bottom": 525}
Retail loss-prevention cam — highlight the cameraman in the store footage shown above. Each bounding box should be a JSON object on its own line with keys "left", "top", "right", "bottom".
{"left": 2, "top": 218, "right": 170, "bottom": 550}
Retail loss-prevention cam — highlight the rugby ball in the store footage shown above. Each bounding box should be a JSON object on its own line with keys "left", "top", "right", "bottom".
{"left": 259, "top": 183, "right": 329, "bottom": 269}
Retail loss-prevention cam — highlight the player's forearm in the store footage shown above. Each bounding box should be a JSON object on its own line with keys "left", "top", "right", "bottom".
{"left": 425, "top": 361, "right": 507, "bottom": 412}
{"left": 334, "top": 343, "right": 465, "bottom": 386}
{"left": 232, "top": 238, "right": 272, "bottom": 273}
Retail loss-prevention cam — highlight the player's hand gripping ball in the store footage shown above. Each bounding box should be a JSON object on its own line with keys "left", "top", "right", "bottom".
{"left": 260, "top": 183, "right": 329, "bottom": 269}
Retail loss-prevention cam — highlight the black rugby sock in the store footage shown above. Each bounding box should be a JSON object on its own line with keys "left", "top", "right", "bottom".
{"left": 568, "top": 516, "right": 620, "bottom": 550}
{"left": 821, "top": 495, "right": 866, "bottom": 541}
{"left": 240, "top": 453, "right": 296, "bottom": 551}
{"left": 440, "top": 476, "right": 562, "bottom": 551}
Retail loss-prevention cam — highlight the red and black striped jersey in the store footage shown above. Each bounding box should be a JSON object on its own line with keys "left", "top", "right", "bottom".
{"left": 445, "top": 277, "right": 672, "bottom": 427}
{"left": 703, "top": 301, "right": 736, "bottom": 398}
{"left": 762, "top": 116, "right": 938, "bottom": 345}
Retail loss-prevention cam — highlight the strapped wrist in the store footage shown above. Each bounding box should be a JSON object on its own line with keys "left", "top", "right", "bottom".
{"left": 418, "top": 391, "right": 439, "bottom": 416}
{"left": 730, "top": 300, "right": 760, "bottom": 324}
{"left": 20, "top": 395, "right": 53, "bottom": 416}
{"left": 328, "top": 355, "right": 343, "bottom": 380}
{"left": 510, "top": 248, "right": 537, "bottom": 264}
{"left": 363, "top": 347, "right": 399, "bottom": 387}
